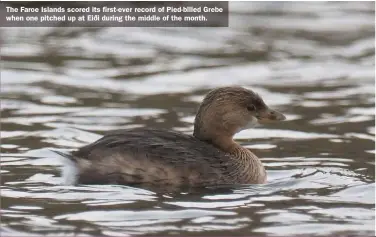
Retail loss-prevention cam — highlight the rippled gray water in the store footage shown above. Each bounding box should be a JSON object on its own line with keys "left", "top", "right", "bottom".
{"left": 1, "top": 2, "right": 375, "bottom": 236}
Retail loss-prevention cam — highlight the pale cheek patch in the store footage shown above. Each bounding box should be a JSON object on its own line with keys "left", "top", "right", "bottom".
{"left": 236, "top": 116, "right": 258, "bottom": 133}
{"left": 245, "top": 116, "right": 259, "bottom": 129}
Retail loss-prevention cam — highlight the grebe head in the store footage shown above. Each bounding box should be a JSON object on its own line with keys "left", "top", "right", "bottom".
{"left": 193, "top": 86, "right": 286, "bottom": 147}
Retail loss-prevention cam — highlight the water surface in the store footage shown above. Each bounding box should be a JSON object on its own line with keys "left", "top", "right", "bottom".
{"left": 1, "top": 2, "right": 375, "bottom": 236}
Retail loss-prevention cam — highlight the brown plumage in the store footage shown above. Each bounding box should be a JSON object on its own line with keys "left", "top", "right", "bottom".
{"left": 58, "top": 86, "right": 286, "bottom": 187}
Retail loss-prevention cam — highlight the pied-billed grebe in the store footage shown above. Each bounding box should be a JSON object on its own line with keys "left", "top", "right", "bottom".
{"left": 57, "top": 86, "right": 286, "bottom": 187}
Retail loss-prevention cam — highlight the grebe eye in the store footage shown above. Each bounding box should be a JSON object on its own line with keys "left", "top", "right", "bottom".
{"left": 247, "top": 105, "right": 256, "bottom": 111}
